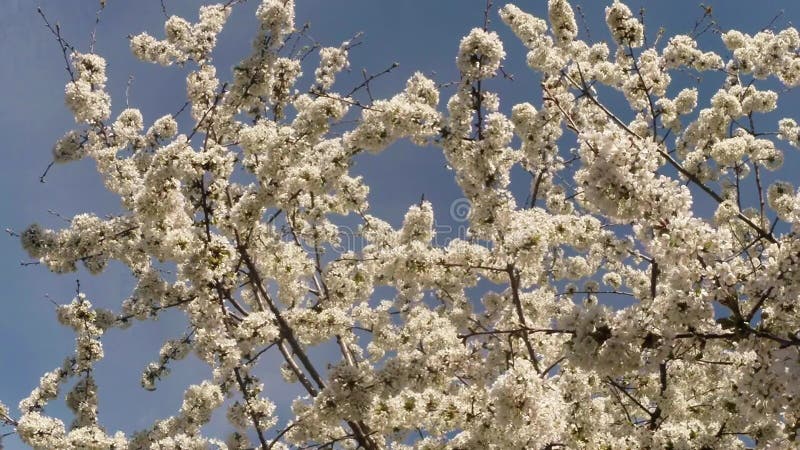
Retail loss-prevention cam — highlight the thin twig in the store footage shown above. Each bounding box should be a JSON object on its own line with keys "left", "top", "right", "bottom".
{"left": 37, "top": 8, "right": 75, "bottom": 81}
{"left": 482, "top": 0, "right": 493, "bottom": 31}
{"left": 125, "top": 75, "right": 134, "bottom": 108}
{"left": 345, "top": 62, "right": 399, "bottom": 98}
{"left": 39, "top": 161, "right": 55, "bottom": 183}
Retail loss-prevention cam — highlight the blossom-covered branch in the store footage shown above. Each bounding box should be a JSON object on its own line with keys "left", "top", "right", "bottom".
{"left": 7, "top": 0, "right": 800, "bottom": 448}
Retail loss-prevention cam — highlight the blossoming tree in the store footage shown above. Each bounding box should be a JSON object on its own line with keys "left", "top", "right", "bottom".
{"left": 3, "top": 0, "right": 800, "bottom": 448}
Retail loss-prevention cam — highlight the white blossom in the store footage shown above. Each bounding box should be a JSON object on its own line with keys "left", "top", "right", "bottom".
{"left": 456, "top": 28, "right": 505, "bottom": 80}
{"left": 605, "top": 0, "right": 644, "bottom": 47}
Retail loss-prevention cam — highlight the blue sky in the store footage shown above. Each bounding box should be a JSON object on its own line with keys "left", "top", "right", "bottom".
{"left": 2, "top": 0, "right": 800, "bottom": 448}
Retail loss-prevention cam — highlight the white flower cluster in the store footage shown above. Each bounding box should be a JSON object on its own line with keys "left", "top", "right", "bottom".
{"left": 343, "top": 72, "right": 441, "bottom": 152}
{"left": 548, "top": 0, "right": 578, "bottom": 45}
{"left": 52, "top": 130, "right": 87, "bottom": 163}
{"left": 500, "top": 5, "right": 562, "bottom": 74}
{"left": 456, "top": 28, "right": 506, "bottom": 80}
{"left": 16, "top": 412, "right": 67, "bottom": 450}
{"left": 723, "top": 27, "right": 800, "bottom": 85}
{"left": 663, "top": 35, "right": 723, "bottom": 71}
{"left": 499, "top": 5, "right": 547, "bottom": 48}
{"left": 767, "top": 181, "right": 799, "bottom": 223}
{"left": 14, "top": 295, "right": 128, "bottom": 449}
{"left": 64, "top": 53, "right": 111, "bottom": 124}
{"left": 315, "top": 46, "right": 349, "bottom": 90}
{"left": 256, "top": 0, "right": 295, "bottom": 42}
{"left": 226, "top": 376, "right": 277, "bottom": 433}
{"left": 131, "top": 4, "right": 231, "bottom": 65}
{"left": 777, "top": 117, "right": 800, "bottom": 149}
{"left": 605, "top": 0, "right": 644, "bottom": 48}
{"left": 141, "top": 336, "right": 192, "bottom": 391}
{"left": 128, "top": 381, "right": 226, "bottom": 448}
{"left": 576, "top": 129, "right": 691, "bottom": 223}
{"left": 57, "top": 295, "right": 105, "bottom": 371}
{"left": 656, "top": 88, "right": 698, "bottom": 132}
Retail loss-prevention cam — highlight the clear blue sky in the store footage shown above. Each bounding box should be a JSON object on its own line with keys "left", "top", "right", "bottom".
{"left": 2, "top": 1, "right": 799, "bottom": 448}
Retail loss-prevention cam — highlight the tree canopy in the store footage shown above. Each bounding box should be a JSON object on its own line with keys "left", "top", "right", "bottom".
{"left": 3, "top": 0, "right": 800, "bottom": 448}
